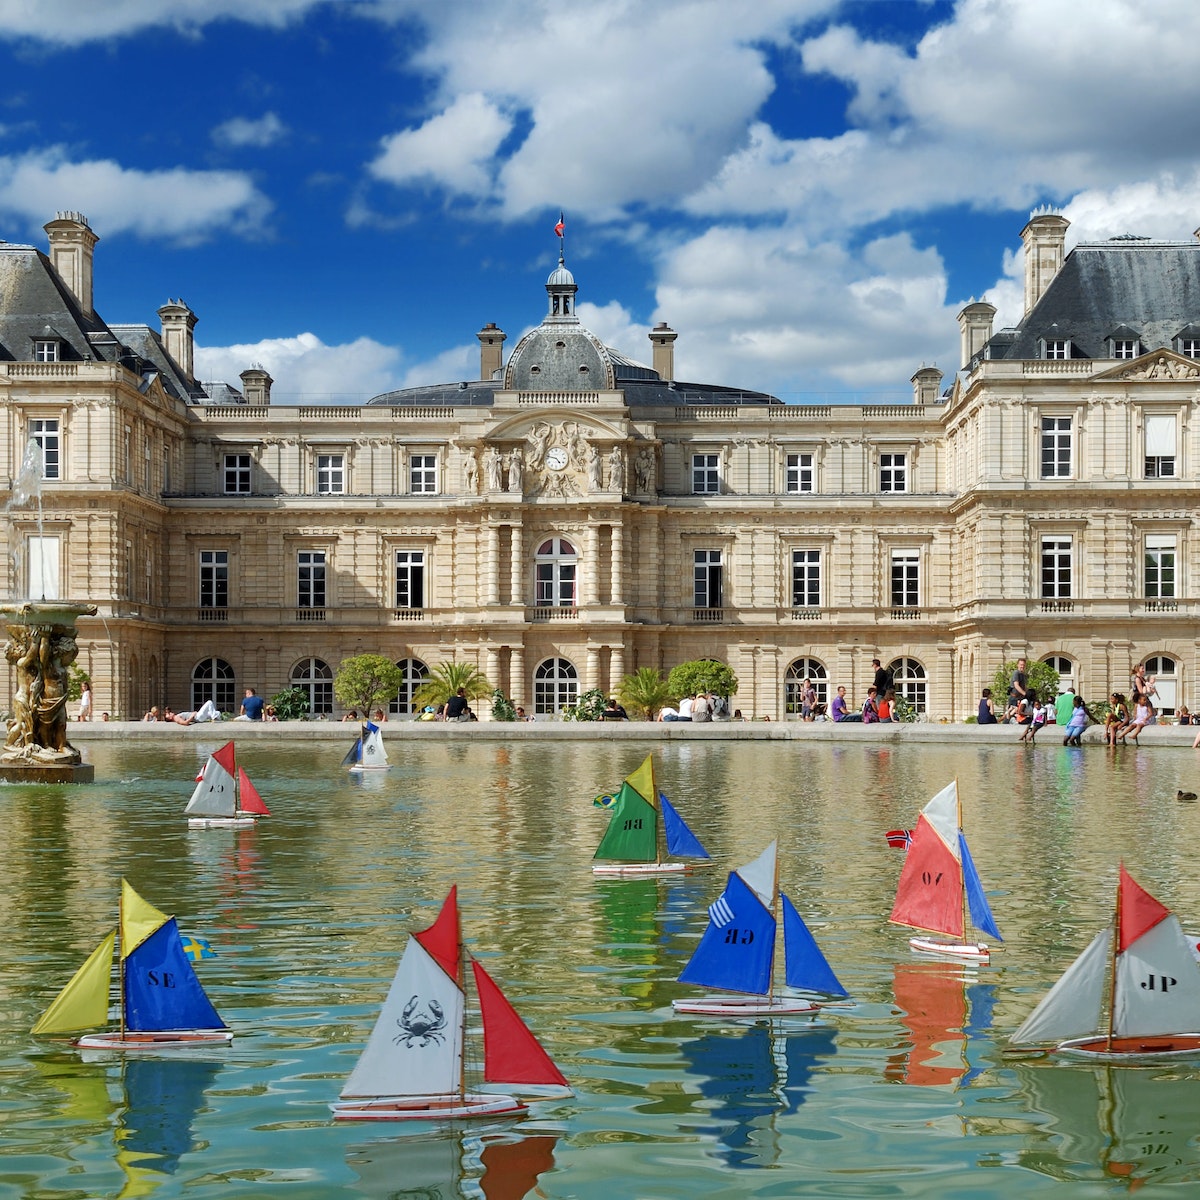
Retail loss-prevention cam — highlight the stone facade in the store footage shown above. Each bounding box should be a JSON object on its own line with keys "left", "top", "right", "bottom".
{"left": 1, "top": 212, "right": 1197, "bottom": 720}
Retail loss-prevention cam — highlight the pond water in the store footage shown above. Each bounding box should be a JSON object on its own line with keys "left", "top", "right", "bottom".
{"left": 3, "top": 737, "right": 1200, "bottom": 1197}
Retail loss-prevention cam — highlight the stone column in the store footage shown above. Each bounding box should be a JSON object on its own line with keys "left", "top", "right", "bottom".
{"left": 509, "top": 524, "right": 523, "bottom": 607}
{"left": 510, "top": 645, "right": 525, "bottom": 707}
{"left": 582, "top": 525, "right": 599, "bottom": 605}
{"left": 485, "top": 645, "right": 500, "bottom": 692}
{"left": 586, "top": 646, "right": 601, "bottom": 692}
{"left": 485, "top": 525, "right": 500, "bottom": 605}
{"left": 611, "top": 524, "right": 624, "bottom": 606}
{"left": 609, "top": 644, "right": 625, "bottom": 693}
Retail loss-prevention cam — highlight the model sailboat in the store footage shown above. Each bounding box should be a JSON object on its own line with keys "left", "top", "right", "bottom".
{"left": 889, "top": 780, "right": 1001, "bottom": 962}
{"left": 674, "top": 841, "right": 847, "bottom": 1016}
{"left": 31, "top": 878, "right": 231, "bottom": 1050}
{"left": 592, "top": 754, "right": 710, "bottom": 877}
{"left": 342, "top": 719, "right": 388, "bottom": 772}
{"left": 332, "top": 886, "right": 570, "bottom": 1121}
{"left": 1011, "top": 865, "right": 1200, "bottom": 1062}
{"left": 186, "top": 741, "right": 270, "bottom": 828}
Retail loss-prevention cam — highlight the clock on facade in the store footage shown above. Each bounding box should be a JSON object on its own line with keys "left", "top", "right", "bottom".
{"left": 545, "top": 447, "right": 568, "bottom": 471}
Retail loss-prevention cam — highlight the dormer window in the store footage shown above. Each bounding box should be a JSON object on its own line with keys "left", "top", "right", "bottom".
{"left": 1181, "top": 340, "right": 1200, "bottom": 359}
{"left": 1113, "top": 339, "right": 1139, "bottom": 359}
{"left": 1044, "top": 339, "right": 1069, "bottom": 360}
{"left": 33, "top": 339, "right": 59, "bottom": 363}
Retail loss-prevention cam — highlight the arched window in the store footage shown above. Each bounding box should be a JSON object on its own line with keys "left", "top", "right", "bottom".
{"left": 192, "top": 657, "right": 235, "bottom": 712}
{"left": 391, "top": 657, "right": 429, "bottom": 716}
{"left": 535, "top": 537, "right": 577, "bottom": 607}
{"left": 534, "top": 657, "right": 578, "bottom": 715}
{"left": 1143, "top": 655, "right": 1177, "bottom": 715}
{"left": 887, "top": 657, "right": 927, "bottom": 716}
{"left": 1042, "top": 654, "right": 1074, "bottom": 696}
{"left": 784, "top": 658, "right": 828, "bottom": 717}
{"left": 291, "top": 657, "right": 333, "bottom": 716}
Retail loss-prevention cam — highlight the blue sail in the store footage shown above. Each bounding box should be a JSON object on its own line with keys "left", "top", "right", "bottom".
{"left": 959, "top": 833, "right": 1002, "bottom": 941}
{"left": 124, "top": 919, "right": 227, "bottom": 1032}
{"left": 341, "top": 736, "right": 362, "bottom": 767}
{"left": 661, "top": 793, "right": 710, "bottom": 859}
{"left": 782, "top": 894, "right": 847, "bottom": 997}
{"left": 679, "top": 871, "right": 774, "bottom": 994}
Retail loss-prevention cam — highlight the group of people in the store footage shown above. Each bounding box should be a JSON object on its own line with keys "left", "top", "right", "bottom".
{"left": 829, "top": 660, "right": 900, "bottom": 723}
{"left": 658, "top": 692, "right": 730, "bottom": 722}
{"left": 141, "top": 688, "right": 272, "bottom": 725}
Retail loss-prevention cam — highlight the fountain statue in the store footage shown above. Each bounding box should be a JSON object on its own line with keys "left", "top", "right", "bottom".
{"left": 0, "top": 602, "right": 97, "bottom": 781}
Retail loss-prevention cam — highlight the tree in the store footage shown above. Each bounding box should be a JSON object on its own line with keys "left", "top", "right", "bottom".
{"left": 561, "top": 688, "right": 607, "bottom": 721}
{"left": 67, "top": 665, "right": 90, "bottom": 702}
{"left": 667, "top": 659, "right": 738, "bottom": 704}
{"left": 991, "top": 659, "right": 1060, "bottom": 714}
{"left": 410, "top": 661, "right": 493, "bottom": 713}
{"left": 490, "top": 690, "right": 518, "bottom": 722}
{"left": 334, "top": 654, "right": 406, "bottom": 716}
{"left": 269, "top": 686, "right": 310, "bottom": 721}
{"left": 617, "top": 667, "right": 675, "bottom": 720}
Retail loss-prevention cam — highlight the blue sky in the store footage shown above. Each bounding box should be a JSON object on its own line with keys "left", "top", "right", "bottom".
{"left": 1, "top": 0, "right": 1197, "bottom": 403}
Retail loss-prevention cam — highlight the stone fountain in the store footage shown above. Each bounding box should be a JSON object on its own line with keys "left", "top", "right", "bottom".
{"left": 0, "top": 601, "right": 97, "bottom": 782}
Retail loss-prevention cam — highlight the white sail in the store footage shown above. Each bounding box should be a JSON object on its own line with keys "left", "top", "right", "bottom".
{"left": 921, "top": 780, "right": 961, "bottom": 860}
{"left": 1011, "top": 930, "right": 1108, "bottom": 1046}
{"left": 185, "top": 753, "right": 237, "bottom": 818}
{"left": 341, "top": 937, "right": 464, "bottom": 1099}
{"left": 737, "top": 841, "right": 777, "bottom": 908}
{"left": 360, "top": 726, "right": 388, "bottom": 767}
{"left": 1114, "top": 915, "right": 1200, "bottom": 1038}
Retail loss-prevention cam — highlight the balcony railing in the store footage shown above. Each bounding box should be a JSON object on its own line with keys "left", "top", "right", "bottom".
{"left": 530, "top": 605, "right": 579, "bottom": 621}
{"left": 1146, "top": 599, "right": 1179, "bottom": 612}
{"left": 788, "top": 607, "right": 822, "bottom": 620}
{"left": 197, "top": 607, "right": 228, "bottom": 622}
{"left": 1040, "top": 599, "right": 1075, "bottom": 614}
{"left": 391, "top": 607, "right": 427, "bottom": 621}
{"left": 889, "top": 607, "right": 921, "bottom": 620}
{"left": 691, "top": 607, "right": 725, "bottom": 623}
{"left": 296, "top": 607, "right": 326, "bottom": 622}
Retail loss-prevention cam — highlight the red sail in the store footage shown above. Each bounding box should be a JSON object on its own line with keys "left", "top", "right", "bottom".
{"left": 471, "top": 959, "right": 568, "bottom": 1087}
{"left": 414, "top": 887, "right": 461, "bottom": 985}
{"left": 1118, "top": 864, "right": 1170, "bottom": 952}
{"left": 890, "top": 814, "right": 963, "bottom": 937}
{"left": 236, "top": 768, "right": 270, "bottom": 815}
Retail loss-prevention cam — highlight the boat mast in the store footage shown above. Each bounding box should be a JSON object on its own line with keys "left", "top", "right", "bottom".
{"left": 768, "top": 846, "right": 780, "bottom": 1002}
{"left": 651, "top": 757, "right": 662, "bottom": 867}
{"left": 457, "top": 901, "right": 467, "bottom": 1101}
{"left": 957, "top": 776, "right": 969, "bottom": 941}
{"left": 1105, "top": 875, "right": 1122, "bottom": 1052}
{"left": 117, "top": 886, "right": 126, "bottom": 1038}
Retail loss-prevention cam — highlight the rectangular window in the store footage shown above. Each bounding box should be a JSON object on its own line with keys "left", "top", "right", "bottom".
{"left": 890, "top": 550, "right": 919, "bottom": 607}
{"left": 409, "top": 454, "right": 438, "bottom": 494}
{"left": 1045, "top": 339, "right": 1069, "bottom": 359}
{"left": 317, "top": 453, "right": 345, "bottom": 494}
{"left": 395, "top": 550, "right": 426, "bottom": 608}
{"left": 1113, "top": 339, "right": 1138, "bottom": 359}
{"left": 143, "top": 438, "right": 151, "bottom": 491}
{"left": 33, "top": 339, "right": 58, "bottom": 363}
{"left": 786, "top": 452, "right": 814, "bottom": 493}
{"left": 791, "top": 549, "right": 820, "bottom": 607}
{"left": 1041, "top": 416, "right": 1072, "bottom": 478}
{"left": 298, "top": 550, "right": 326, "bottom": 608}
{"left": 880, "top": 452, "right": 907, "bottom": 493}
{"left": 224, "top": 453, "right": 252, "bottom": 494}
{"left": 691, "top": 453, "right": 720, "bottom": 495}
{"left": 199, "top": 550, "right": 229, "bottom": 608}
{"left": 1182, "top": 339, "right": 1200, "bottom": 358}
{"left": 30, "top": 418, "right": 60, "bottom": 480}
{"left": 694, "top": 549, "right": 723, "bottom": 608}
{"left": 1041, "top": 536, "right": 1072, "bottom": 598}
{"left": 28, "top": 534, "right": 60, "bottom": 599}
{"left": 1145, "top": 535, "right": 1176, "bottom": 599}
{"left": 1144, "top": 414, "right": 1176, "bottom": 479}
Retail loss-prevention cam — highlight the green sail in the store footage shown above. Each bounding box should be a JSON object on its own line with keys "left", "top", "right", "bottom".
{"left": 594, "top": 782, "right": 659, "bottom": 862}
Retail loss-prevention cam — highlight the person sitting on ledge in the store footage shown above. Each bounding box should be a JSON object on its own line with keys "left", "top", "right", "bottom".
{"left": 165, "top": 700, "right": 221, "bottom": 725}
{"left": 142, "top": 706, "right": 160, "bottom": 722}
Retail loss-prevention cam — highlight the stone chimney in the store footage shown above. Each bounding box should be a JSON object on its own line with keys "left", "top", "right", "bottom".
{"left": 910, "top": 365, "right": 943, "bottom": 406}
{"left": 239, "top": 364, "right": 273, "bottom": 405}
{"left": 1020, "top": 209, "right": 1069, "bottom": 316}
{"left": 650, "top": 322, "right": 677, "bottom": 382}
{"left": 956, "top": 300, "right": 996, "bottom": 369}
{"left": 158, "top": 300, "right": 198, "bottom": 380}
{"left": 43, "top": 211, "right": 99, "bottom": 316}
{"left": 477, "top": 322, "right": 506, "bottom": 380}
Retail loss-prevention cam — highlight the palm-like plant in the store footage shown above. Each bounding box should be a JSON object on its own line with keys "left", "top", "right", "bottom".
{"left": 616, "top": 667, "right": 676, "bottom": 721}
{"left": 410, "top": 661, "right": 494, "bottom": 712}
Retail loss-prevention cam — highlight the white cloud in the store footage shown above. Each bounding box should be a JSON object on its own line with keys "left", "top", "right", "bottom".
{"left": 575, "top": 300, "right": 649, "bottom": 365}
{"left": 369, "top": 93, "right": 513, "bottom": 194}
{"left": 195, "top": 332, "right": 403, "bottom": 402}
{"left": 0, "top": 149, "right": 269, "bottom": 244}
{"left": 398, "top": 342, "right": 475, "bottom": 389}
{"left": 0, "top": 0, "right": 323, "bottom": 45}
{"left": 212, "top": 113, "right": 287, "bottom": 149}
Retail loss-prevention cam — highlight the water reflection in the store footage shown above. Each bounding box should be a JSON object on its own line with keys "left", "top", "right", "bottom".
{"left": 678, "top": 1023, "right": 837, "bottom": 1168}
{"left": 346, "top": 1132, "right": 558, "bottom": 1200}
{"left": 1017, "top": 1062, "right": 1200, "bottom": 1186}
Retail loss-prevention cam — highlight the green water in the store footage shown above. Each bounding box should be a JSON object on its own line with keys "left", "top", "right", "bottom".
{"left": 3, "top": 737, "right": 1200, "bottom": 1197}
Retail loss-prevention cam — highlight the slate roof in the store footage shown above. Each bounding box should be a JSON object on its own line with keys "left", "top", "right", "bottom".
{"left": 989, "top": 240, "right": 1200, "bottom": 361}
{"left": 110, "top": 324, "right": 207, "bottom": 402}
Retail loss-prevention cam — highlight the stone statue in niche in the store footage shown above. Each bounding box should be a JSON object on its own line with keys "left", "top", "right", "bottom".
{"left": 587, "top": 445, "right": 603, "bottom": 491}
{"left": 505, "top": 449, "right": 523, "bottom": 493}
{"left": 608, "top": 445, "right": 625, "bottom": 493}
{"left": 461, "top": 446, "right": 478, "bottom": 494}
{"left": 484, "top": 446, "right": 503, "bottom": 491}
{"left": 634, "top": 446, "right": 656, "bottom": 493}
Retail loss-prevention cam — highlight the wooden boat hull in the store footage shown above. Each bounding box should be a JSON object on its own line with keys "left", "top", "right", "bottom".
{"left": 909, "top": 935, "right": 990, "bottom": 963}
{"left": 76, "top": 1029, "right": 233, "bottom": 1051}
{"left": 593, "top": 862, "right": 690, "bottom": 877}
{"left": 672, "top": 995, "right": 818, "bottom": 1016}
{"left": 331, "top": 1091, "right": 528, "bottom": 1121}
{"left": 188, "top": 816, "right": 257, "bottom": 828}
{"left": 1055, "top": 1034, "right": 1200, "bottom": 1063}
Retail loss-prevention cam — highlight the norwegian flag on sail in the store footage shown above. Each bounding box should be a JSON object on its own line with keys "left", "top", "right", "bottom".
{"left": 885, "top": 828, "right": 913, "bottom": 850}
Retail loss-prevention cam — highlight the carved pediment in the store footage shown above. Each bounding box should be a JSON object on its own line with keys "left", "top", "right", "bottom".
{"left": 1093, "top": 349, "right": 1200, "bottom": 383}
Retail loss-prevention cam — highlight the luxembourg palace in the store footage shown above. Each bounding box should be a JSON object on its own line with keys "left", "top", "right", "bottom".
{"left": 1, "top": 210, "right": 1198, "bottom": 721}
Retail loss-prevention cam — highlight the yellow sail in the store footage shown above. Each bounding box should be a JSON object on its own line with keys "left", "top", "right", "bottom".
{"left": 120, "top": 879, "right": 171, "bottom": 960}
{"left": 32, "top": 930, "right": 117, "bottom": 1035}
{"left": 625, "top": 754, "right": 656, "bottom": 804}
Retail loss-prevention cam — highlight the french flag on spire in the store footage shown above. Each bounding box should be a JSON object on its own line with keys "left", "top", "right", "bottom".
{"left": 554, "top": 211, "right": 564, "bottom": 239}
